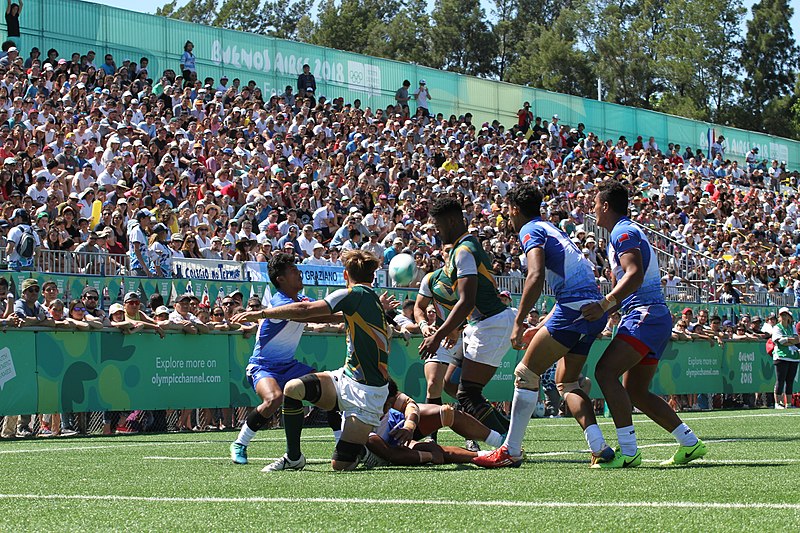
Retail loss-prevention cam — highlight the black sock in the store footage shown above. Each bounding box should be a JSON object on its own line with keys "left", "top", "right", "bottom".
{"left": 245, "top": 408, "right": 270, "bottom": 432}
{"left": 426, "top": 397, "right": 442, "bottom": 441}
{"left": 283, "top": 397, "right": 304, "bottom": 461}
{"left": 326, "top": 409, "right": 342, "bottom": 432}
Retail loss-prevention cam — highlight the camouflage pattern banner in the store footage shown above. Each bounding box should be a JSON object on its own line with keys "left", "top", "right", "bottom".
{"left": 36, "top": 331, "right": 230, "bottom": 413}
{"left": 0, "top": 330, "right": 779, "bottom": 416}
{"left": 0, "top": 331, "right": 38, "bottom": 416}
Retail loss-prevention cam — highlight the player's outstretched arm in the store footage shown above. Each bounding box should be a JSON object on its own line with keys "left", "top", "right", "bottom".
{"left": 232, "top": 300, "right": 332, "bottom": 323}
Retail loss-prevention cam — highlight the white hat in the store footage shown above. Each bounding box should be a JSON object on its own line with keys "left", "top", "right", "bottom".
{"left": 778, "top": 307, "right": 792, "bottom": 317}
{"left": 419, "top": 79, "right": 426, "bottom": 85}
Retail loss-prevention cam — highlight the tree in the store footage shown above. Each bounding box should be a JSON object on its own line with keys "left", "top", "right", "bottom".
{"left": 312, "top": 0, "right": 400, "bottom": 54}
{"left": 430, "top": 0, "right": 497, "bottom": 76}
{"left": 741, "top": 0, "right": 800, "bottom": 132}
{"left": 508, "top": 12, "right": 594, "bottom": 97}
{"left": 155, "top": 0, "right": 218, "bottom": 26}
{"left": 365, "top": 8, "right": 433, "bottom": 66}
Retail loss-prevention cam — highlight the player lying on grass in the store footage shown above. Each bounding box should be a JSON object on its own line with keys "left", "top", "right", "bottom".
{"left": 233, "top": 250, "right": 390, "bottom": 471}
{"left": 582, "top": 180, "right": 706, "bottom": 468}
{"left": 361, "top": 379, "right": 505, "bottom": 467}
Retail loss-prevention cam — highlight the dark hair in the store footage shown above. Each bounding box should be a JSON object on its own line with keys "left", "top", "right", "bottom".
{"left": 268, "top": 253, "right": 296, "bottom": 290}
{"left": 507, "top": 183, "right": 543, "bottom": 219}
{"left": 149, "top": 292, "right": 164, "bottom": 311}
{"left": 596, "top": 180, "right": 629, "bottom": 216}
{"left": 402, "top": 299, "right": 415, "bottom": 311}
{"left": 68, "top": 299, "right": 84, "bottom": 315}
{"left": 429, "top": 196, "right": 462, "bottom": 219}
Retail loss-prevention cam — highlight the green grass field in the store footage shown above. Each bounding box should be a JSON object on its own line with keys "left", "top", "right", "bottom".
{"left": 1, "top": 410, "right": 799, "bottom": 532}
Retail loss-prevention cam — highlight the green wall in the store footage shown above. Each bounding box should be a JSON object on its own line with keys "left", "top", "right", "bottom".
{"left": 0, "top": 328, "right": 780, "bottom": 416}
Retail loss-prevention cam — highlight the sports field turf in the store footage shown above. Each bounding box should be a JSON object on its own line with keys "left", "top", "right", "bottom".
{"left": 1, "top": 410, "right": 798, "bottom": 532}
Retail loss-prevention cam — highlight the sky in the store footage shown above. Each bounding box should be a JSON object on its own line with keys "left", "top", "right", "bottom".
{"left": 92, "top": 0, "right": 800, "bottom": 32}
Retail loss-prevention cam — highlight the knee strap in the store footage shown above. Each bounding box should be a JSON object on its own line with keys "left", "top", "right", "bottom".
{"left": 332, "top": 439, "right": 363, "bottom": 464}
{"left": 439, "top": 404, "right": 455, "bottom": 427}
{"left": 514, "top": 363, "right": 540, "bottom": 391}
{"left": 285, "top": 374, "right": 322, "bottom": 403}
{"left": 556, "top": 381, "right": 581, "bottom": 398}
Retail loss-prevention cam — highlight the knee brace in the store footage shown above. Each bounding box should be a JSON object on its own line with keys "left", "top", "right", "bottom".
{"left": 327, "top": 410, "right": 343, "bottom": 432}
{"left": 439, "top": 404, "right": 455, "bottom": 427}
{"left": 245, "top": 408, "right": 270, "bottom": 431}
{"left": 514, "top": 363, "right": 540, "bottom": 391}
{"left": 456, "top": 380, "right": 484, "bottom": 410}
{"left": 332, "top": 439, "right": 363, "bottom": 464}
{"left": 556, "top": 381, "right": 581, "bottom": 398}
{"left": 285, "top": 374, "right": 322, "bottom": 403}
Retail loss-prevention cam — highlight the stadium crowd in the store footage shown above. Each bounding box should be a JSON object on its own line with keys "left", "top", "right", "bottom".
{"left": 0, "top": 42, "right": 799, "bottom": 438}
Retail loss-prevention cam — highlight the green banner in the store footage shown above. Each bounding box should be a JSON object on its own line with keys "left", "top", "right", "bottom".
{"left": 36, "top": 331, "right": 230, "bottom": 413}
{"left": 0, "top": 331, "right": 38, "bottom": 415}
{"left": 0, "top": 329, "right": 780, "bottom": 416}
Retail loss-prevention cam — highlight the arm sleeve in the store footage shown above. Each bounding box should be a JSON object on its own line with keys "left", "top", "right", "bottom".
{"left": 520, "top": 223, "right": 546, "bottom": 253}
{"left": 611, "top": 226, "right": 642, "bottom": 256}
{"left": 418, "top": 273, "right": 433, "bottom": 297}
{"left": 454, "top": 246, "right": 478, "bottom": 278}
{"left": 324, "top": 288, "right": 353, "bottom": 313}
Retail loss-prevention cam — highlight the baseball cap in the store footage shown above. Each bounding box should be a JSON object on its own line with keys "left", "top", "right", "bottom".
{"left": 123, "top": 291, "right": 140, "bottom": 302}
{"left": 155, "top": 305, "right": 170, "bottom": 316}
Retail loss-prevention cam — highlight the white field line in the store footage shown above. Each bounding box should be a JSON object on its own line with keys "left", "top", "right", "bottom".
{"left": 0, "top": 435, "right": 334, "bottom": 455}
{"left": 142, "top": 439, "right": 744, "bottom": 462}
{"left": 534, "top": 411, "right": 800, "bottom": 428}
{"left": 641, "top": 459, "right": 800, "bottom": 464}
{"left": 0, "top": 493, "right": 799, "bottom": 510}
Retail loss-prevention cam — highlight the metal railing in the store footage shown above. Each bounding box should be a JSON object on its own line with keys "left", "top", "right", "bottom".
{"left": 34, "top": 249, "right": 129, "bottom": 276}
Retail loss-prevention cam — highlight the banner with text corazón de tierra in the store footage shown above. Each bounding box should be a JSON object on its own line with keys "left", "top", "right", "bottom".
{"left": 172, "top": 258, "right": 244, "bottom": 281}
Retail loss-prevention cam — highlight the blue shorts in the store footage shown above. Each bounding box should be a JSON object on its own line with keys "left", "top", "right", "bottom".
{"left": 246, "top": 359, "right": 315, "bottom": 391}
{"left": 616, "top": 304, "right": 673, "bottom": 363}
{"left": 545, "top": 303, "right": 607, "bottom": 356}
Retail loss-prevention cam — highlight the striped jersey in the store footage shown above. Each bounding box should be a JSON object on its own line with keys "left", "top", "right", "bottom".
{"left": 325, "top": 284, "right": 389, "bottom": 386}
{"left": 418, "top": 268, "right": 458, "bottom": 325}
{"left": 444, "top": 234, "right": 507, "bottom": 321}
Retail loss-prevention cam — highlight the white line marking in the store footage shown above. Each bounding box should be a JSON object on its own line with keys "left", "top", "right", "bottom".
{"left": 0, "top": 494, "right": 798, "bottom": 510}
{"left": 0, "top": 436, "right": 335, "bottom": 455}
{"left": 526, "top": 439, "right": 741, "bottom": 458}
{"left": 534, "top": 411, "right": 800, "bottom": 428}
{"left": 642, "top": 459, "right": 800, "bottom": 464}
{"left": 145, "top": 456, "right": 332, "bottom": 464}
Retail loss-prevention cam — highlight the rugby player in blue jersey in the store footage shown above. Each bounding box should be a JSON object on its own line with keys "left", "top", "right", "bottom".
{"left": 582, "top": 181, "right": 706, "bottom": 468}
{"left": 474, "top": 183, "right": 613, "bottom": 468}
{"left": 233, "top": 250, "right": 394, "bottom": 471}
{"left": 229, "top": 253, "right": 345, "bottom": 470}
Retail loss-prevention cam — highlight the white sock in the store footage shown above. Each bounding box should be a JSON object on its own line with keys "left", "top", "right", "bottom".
{"left": 504, "top": 388, "right": 538, "bottom": 456}
{"left": 616, "top": 425, "right": 637, "bottom": 456}
{"left": 485, "top": 429, "right": 504, "bottom": 448}
{"left": 584, "top": 424, "right": 607, "bottom": 454}
{"left": 333, "top": 429, "right": 342, "bottom": 443}
{"left": 671, "top": 423, "right": 698, "bottom": 447}
{"left": 234, "top": 422, "right": 256, "bottom": 446}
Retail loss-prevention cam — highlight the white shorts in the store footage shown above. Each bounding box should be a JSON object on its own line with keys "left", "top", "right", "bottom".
{"left": 426, "top": 338, "right": 464, "bottom": 367}
{"left": 463, "top": 307, "right": 515, "bottom": 368}
{"left": 329, "top": 367, "right": 388, "bottom": 428}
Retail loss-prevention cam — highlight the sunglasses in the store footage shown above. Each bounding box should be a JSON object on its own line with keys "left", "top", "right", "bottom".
{"left": 84, "top": 295, "right": 98, "bottom": 300}
{"left": 213, "top": 313, "right": 224, "bottom": 317}
{"left": 73, "top": 307, "right": 86, "bottom": 312}
{"left": 126, "top": 300, "right": 140, "bottom": 305}
{"left": 25, "top": 287, "right": 40, "bottom": 293}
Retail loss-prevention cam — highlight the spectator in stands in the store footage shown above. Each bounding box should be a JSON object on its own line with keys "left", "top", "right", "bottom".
{"left": 168, "top": 293, "right": 208, "bottom": 334}
{"left": 81, "top": 286, "right": 109, "bottom": 328}
{"left": 771, "top": 307, "right": 799, "bottom": 409}
{"left": 179, "top": 41, "right": 196, "bottom": 83}
{"left": 6, "top": 208, "right": 38, "bottom": 271}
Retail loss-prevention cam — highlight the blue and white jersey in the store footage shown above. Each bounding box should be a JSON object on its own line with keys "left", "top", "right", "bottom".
{"left": 248, "top": 291, "right": 312, "bottom": 367}
{"left": 518, "top": 217, "right": 601, "bottom": 303}
{"left": 608, "top": 217, "right": 665, "bottom": 311}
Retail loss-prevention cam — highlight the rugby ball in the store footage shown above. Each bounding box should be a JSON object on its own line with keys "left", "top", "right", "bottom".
{"left": 389, "top": 253, "right": 416, "bottom": 287}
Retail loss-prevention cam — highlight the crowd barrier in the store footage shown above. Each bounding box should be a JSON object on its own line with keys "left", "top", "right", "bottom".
{"left": 9, "top": 0, "right": 800, "bottom": 168}
{"left": 0, "top": 328, "right": 787, "bottom": 417}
